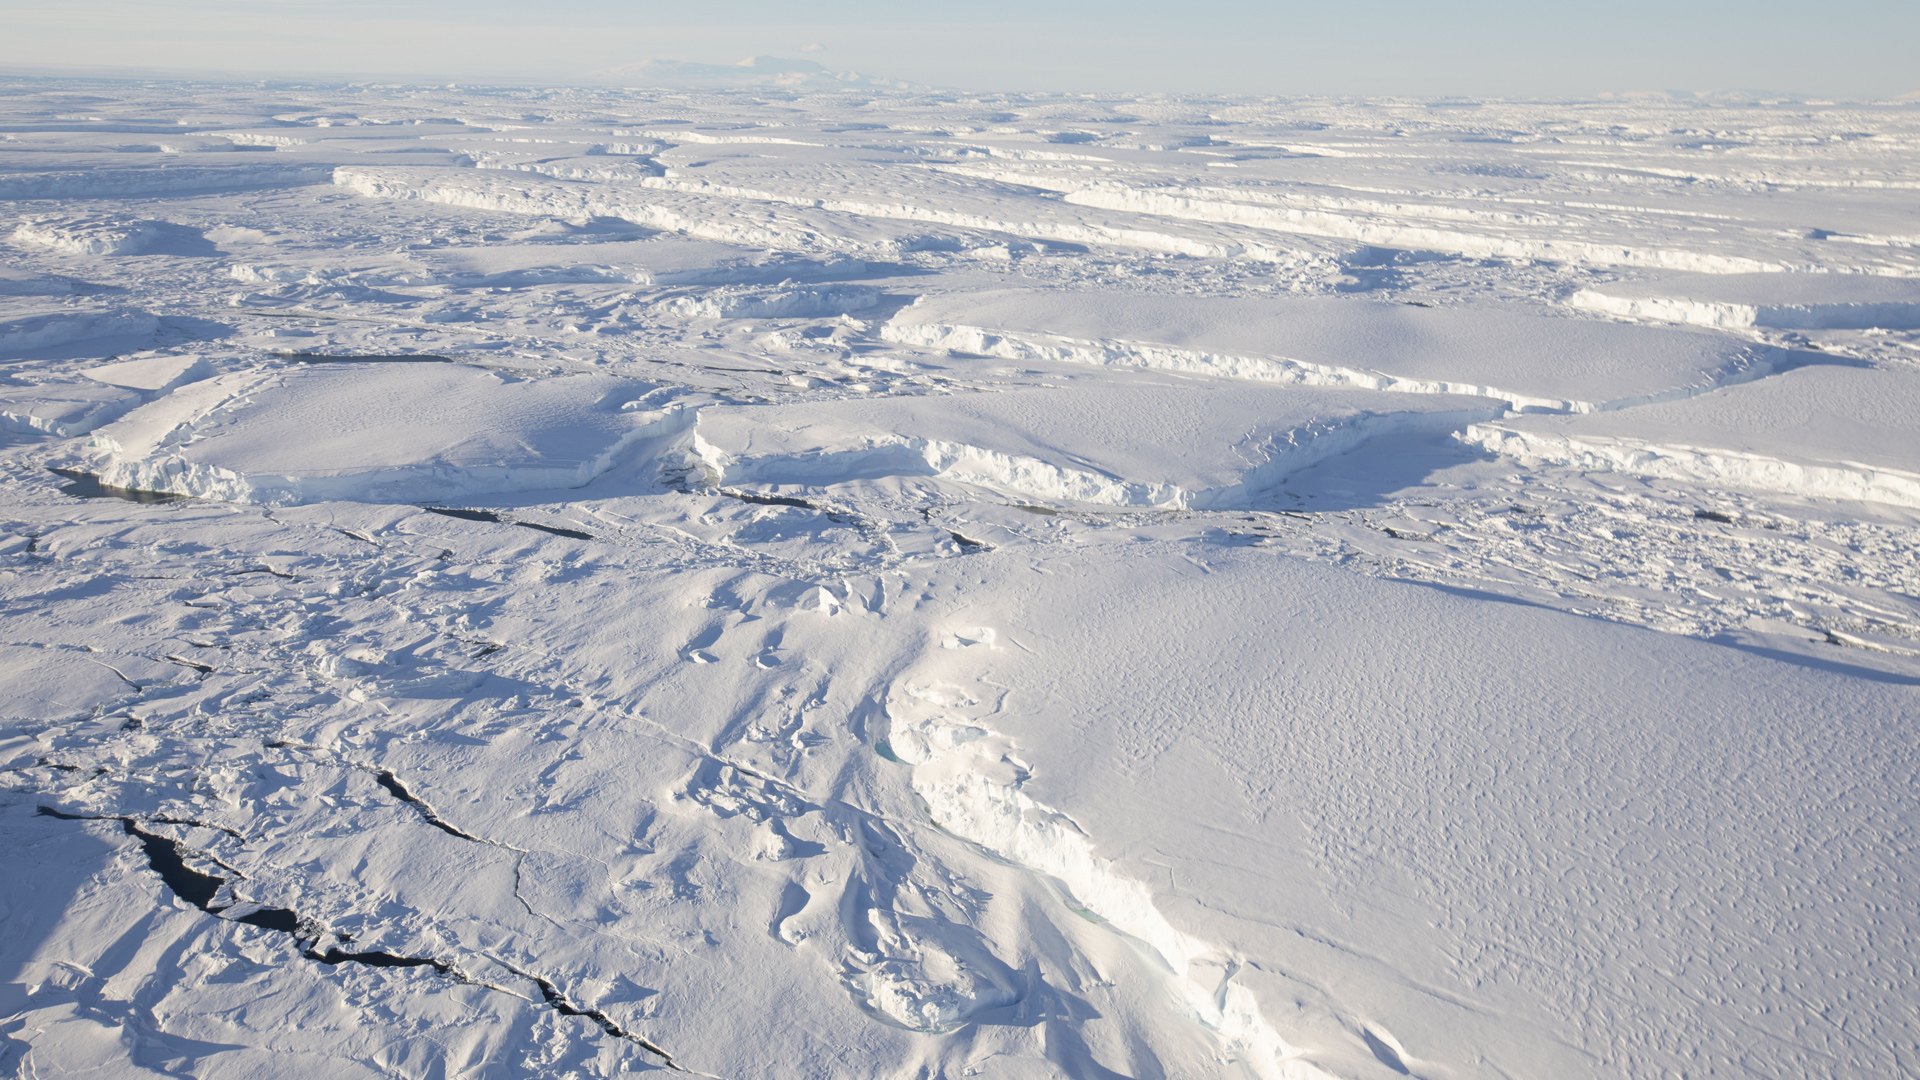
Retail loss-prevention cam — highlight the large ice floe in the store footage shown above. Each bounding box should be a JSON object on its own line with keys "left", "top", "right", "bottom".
{"left": 3, "top": 74, "right": 1919, "bottom": 1080}
{"left": 87, "top": 363, "right": 682, "bottom": 504}
{"left": 885, "top": 289, "right": 1790, "bottom": 412}
{"left": 1466, "top": 361, "right": 1920, "bottom": 506}
{"left": 689, "top": 380, "right": 1501, "bottom": 509}
{"left": 1570, "top": 271, "right": 1920, "bottom": 330}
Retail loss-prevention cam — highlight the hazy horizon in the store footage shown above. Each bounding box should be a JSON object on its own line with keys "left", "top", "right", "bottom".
{"left": 3, "top": 0, "right": 1916, "bottom": 100}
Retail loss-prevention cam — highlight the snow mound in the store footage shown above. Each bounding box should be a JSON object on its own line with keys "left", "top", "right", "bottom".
{"left": 1570, "top": 272, "right": 1920, "bottom": 329}
{"left": 885, "top": 290, "right": 1785, "bottom": 413}
{"left": 0, "top": 308, "right": 159, "bottom": 356}
{"left": 12, "top": 215, "right": 168, "bottom": 256}
{"left": 87, "top": 365, "right": 686, "bottom": 504}
{"left": 1464, "top": 363, "right": 1920, "bottom": 506}
{"left": 687, "top": 382, "right": 1501, "bottom": 508}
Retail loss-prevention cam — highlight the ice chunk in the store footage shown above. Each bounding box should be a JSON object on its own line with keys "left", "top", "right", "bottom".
{"left": 886, "top": 290, "right": 1786, "bottom": 412}
{"left": 1464, "top": 363, "right": 1920, "bottom": 506}
{"left": 88, "top": 364, "right": 686, "bottom": 504}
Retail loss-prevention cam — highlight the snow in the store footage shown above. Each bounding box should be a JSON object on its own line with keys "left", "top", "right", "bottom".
{"left": 1465, "top": 362, "right": 1920, "bottom": 506}
{"left": 886, "top": 289, "right": 1789, "bottom": 412}
{"left": 1571, "top": 271, "right": 1920, "bottom": 329}
{"left": 690, "top": 380, "right": 1501, "bottom": 508}
{"left": 87, "top": 364, "right": 681, "bottom": 504}
{"left": 2, "top": 74, "right": 1918, "bottom": 1080}
{"left": 0, "top": 308, "right": 159, "bottom": 356}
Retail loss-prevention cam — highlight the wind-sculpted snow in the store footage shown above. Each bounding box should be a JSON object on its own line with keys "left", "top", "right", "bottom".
{"left": 3, "top": 74, "right": 1919, "bottom": 1080}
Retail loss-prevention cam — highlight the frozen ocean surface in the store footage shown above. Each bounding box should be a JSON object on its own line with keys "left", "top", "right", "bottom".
{"left": 0, "top": 74, "right": 1917, "bottom": 1080}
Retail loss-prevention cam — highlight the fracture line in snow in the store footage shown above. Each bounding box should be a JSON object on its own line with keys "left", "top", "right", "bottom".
{"left": 34, "top": 806, "right": 696, "bottom": 1072}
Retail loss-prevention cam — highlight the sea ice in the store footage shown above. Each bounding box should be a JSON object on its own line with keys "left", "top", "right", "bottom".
{"left": 886, "top": 289, "right": 1790, "bottom": 411}
{"left": 87, "top": 363, "right": 680, "bottom": 503}
{"left": 1466, "top": 361, "right": 1920, "bottom": 505}
{"left": 690, "top": 378, "right": 1501, "bottom": 508}
{"left": 2, "top": 75, "right": 1916, "bottom": 1080}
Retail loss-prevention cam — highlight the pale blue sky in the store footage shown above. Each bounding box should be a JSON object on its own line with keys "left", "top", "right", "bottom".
{"left": 3, "top": 0, "right": 1915, "bottom": 98}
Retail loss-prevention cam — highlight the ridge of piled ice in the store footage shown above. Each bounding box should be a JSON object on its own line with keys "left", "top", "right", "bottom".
{"left": 1059, "top": 183, "right": 1788, "bottom": 273}
{"left": 898, "top": 705, "right": 1327, "bottom": 1079}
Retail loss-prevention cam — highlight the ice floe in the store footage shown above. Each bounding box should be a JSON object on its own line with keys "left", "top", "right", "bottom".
{"left": 689, "top": 380, "right": 1501, "bottom": 508}
{"left": 1466, "top": 362, "right": 1920, "bottom": 506}
{"left": 86, "top": 364, "right": 685, "bottom": 503}
{"left": 1571, "top": 271, "right": 1920, "bottom": 329}
{"left": 887, "top": 288, "right": 1791, "bottom": 412}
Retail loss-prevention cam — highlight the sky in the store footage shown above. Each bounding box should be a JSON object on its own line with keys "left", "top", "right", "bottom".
{"left": 2, "top": 0, "right": 1916, "bottom": 99}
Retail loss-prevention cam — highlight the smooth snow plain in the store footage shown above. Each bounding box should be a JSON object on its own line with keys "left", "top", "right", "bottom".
{"left": 1, "top": 74, "right": 1917, "bottom": 1080}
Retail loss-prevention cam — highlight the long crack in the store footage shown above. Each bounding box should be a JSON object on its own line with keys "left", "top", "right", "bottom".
{"left": 34, "top": 806, "right": 690, "bottom": 1072}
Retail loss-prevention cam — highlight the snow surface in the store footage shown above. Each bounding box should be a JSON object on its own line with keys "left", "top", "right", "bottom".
{"left": 2, "top": 74, "right": 1918, "bottom": 1080}
{"left": 886, "top": 289, "right": 1789, "bottom": 412}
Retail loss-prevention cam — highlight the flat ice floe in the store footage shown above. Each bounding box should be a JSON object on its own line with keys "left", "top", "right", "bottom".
{"left": 1467, "top": 362, "right": 1920, "bottom": 506}
{"left": 885, "top": 288, "right": 1789, "bottom": 412}
{"left": 86, "top": 363, "right": 681, "bottom": 504}
{"left": 690, "top": 380, "right": 1501, "bottom": 508}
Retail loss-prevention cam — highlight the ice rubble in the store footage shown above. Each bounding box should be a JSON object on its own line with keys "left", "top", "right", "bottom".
{"left": 885, "top": 289, "right": 1790, "bottom": 412}
{"left": 12, "top": 216, "right": 169, "bottom": 256}
{"left": 1466, "top": 362, "right": 1920, "bottom": 506}
{"left": 85, "top": 364, "right": 687, "bottom": 504}
{"left": 688, "top": 381, "right": 1501, "bottom": 508}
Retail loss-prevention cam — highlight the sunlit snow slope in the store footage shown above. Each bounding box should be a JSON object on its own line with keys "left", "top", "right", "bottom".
{"left": 2, "top": 75, "right": 1917, "bottom": 1080}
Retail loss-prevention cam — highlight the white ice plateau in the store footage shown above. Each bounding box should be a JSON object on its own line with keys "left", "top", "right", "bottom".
{"left": 1, "top": 74, "right": 1917, "bottom": 1080}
